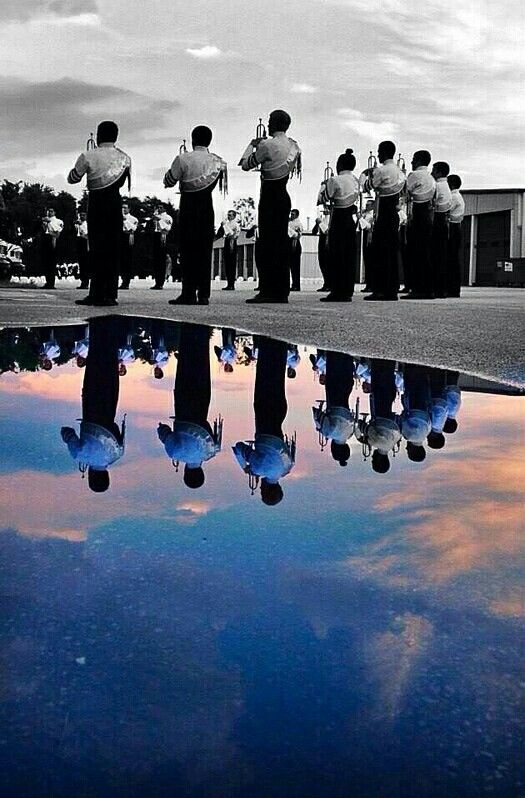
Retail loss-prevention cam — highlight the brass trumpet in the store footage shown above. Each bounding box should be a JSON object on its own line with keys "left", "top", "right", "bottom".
{"left": 323, "top": 161, "right": 334, "bottom": 182}
{"left": 86, "top": 132, "right": 96, "bottom": 151}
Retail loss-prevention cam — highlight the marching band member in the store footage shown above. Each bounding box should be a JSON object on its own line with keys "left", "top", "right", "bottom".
{"left": 40, "top": 207, "right": 64, "bottom": 289}
{"left": 317, "top": 148, "right": 359, "bottom": 302}
{"left": 232, "top": 337, "right": 295, "bottom": 505}
{"left": 72, "top": 325, "right": 89, "bottom": 367}
{"left": 75, "top": 211, "right": 89, "bottom": 290}
{"left": 446, "top": 175, "right": 465, "bottom": 298}
{"left": 363, "top": 141, "right": 406, "bottom": 302}
{"left": 151, "top": 204, "right": 173, "bottom": 290}
{"left": 117, "top": 335, "right": 136, "bottom": 376}
{"left": 443, "top": 371, "right": 462, "bottom": 434}
{"left": 288, "top": 209, "right": 304, "bottom": 291}
{"left": 158, "top": 325, "right": 222, "bottom": 488}
{"left": 164, "top": 126, "right": 227, "bottom": 306}
{"left": 427, "top": 367, "right": 449, "bottom": 449}
{"left": 68, "top": 120, "right": 132, "bottom": 307}
{"left": 362, "top": 359, "right": 401, "bottom": 473}
{"left": 39, "top": 330, "right": 61, "bottom": 370}
{"left": 151, "top": 337, "right": 169, "bottom": 379}
{"left": 61, "top": 317, "right": 126, "bottom": 493}
{"left": 214, "top": 328, "right": 237, "bottom": 373}
{"left": 286, "top": 344, "right": 301, "bottom": 379}
{"left": 312, "top": 208, "right": 331, "bottom": 292}
{"left": 120, "top": 202, "right": 138, "bottom": 290}
{"left": 218, "top": 210, "right": 241, "bottom": 291}
{"left": 402, "top": 150, "right": 436, "bottom": 300}
{"left": 240, "top": 109, "right": 301, "bottom": 304}
{"left": 430, "top": 161, "right": 452, "bottom": 298}
{"left": 400, "top": 364, "right": 432, "bottom": 462}
{"left": 312, "top": 352, "right": 356, "bottom": 467}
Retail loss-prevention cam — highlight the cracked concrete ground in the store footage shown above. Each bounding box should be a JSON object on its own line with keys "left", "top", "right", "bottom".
{"left": 1, "top": 281, "right": 524, "bottom": 385}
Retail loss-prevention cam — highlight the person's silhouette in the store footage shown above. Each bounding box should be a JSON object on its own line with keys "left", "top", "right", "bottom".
{"left": 312, "top": 352, "right": 355, "bottom": 466}
{"left": 61, "top": 317, "right": 126, "bottom": 492}
{"left": 401, "top": 363, "right": 432, "bottom": 463}
{"left": 363, "top": 359, "right": 401, "bottom": 473}
{"left": 233, "top": 337, "right": 295, "bottom": 504}
{"left": 158, "top": 324, "right": 222, "bottom": 488}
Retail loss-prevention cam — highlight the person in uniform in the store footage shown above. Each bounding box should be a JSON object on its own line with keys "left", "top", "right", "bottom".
{"left": 317, "top": 148, "right": 359, "bottom": 302}
{"left": 312, "top": 209, "right": 331, "bottom": 292}
{"left": 71, "top": 325, "right": 89, "bottom": 367}
{"left": 443, "top": 370, "right": 462, "bottom": 434}
{"left": 61, "top": 317, "right": 126, "bottom": 492}
{"left": 158, "top": 324, "right": 222, "bottom": 488}
{"left": 68, "top": 120, "right": 131, "bottom": 307}
{"left": 312, "top": 351, "right": 356, "bottom": 466}
{"left": 427, "top": 367, "right": 449, "bottom": 449}
{"left": 309, "top": 349, "right": 327, "bottom": 385}
{"left": 400, "top": 363, "right": 432, "bottom": 462}
{"left": 430, "top": 161, "right": 452, "bottom": 298}
{"left": 358, "top": 359, "right": 401, "bottom": 473}
{"left": 288, "top": 209, "right": 304, "bottom": 291}
{"left": 163, "top": 126, "right": 227, "bottom": 306}
{"left": 218, "top": 210, "right": 241, "bottom": 290}
{"left": 150, "top": 336, "right": 169, "bottom": 379}
{"left": 286, "top": 344, "right": 301, "bottom": 379}
{"left": 39, "top": 331, "right": 61, "bottom": 370}
{"left": 75, "top": 211, "right": 90, "bottom": 290}
{"left": 401, "top": 150, "right": 436, "bottom": 299}
{"left": 240, "top": 109, "right": 301, "bottom": 304}
{"left": 446, "top": 175, "right": 465, "bottom": 298}
{"left": 120, "top": 202, "right": 138, "bottom": 289}
{"left": 363, "top": 141, "right": 406, "bottom": 302}
{"left": 151, "top": 204, "right": 173, "bottom": 290}
{"left": 214, "top": 328, "right": 237, "bottom": 373}
{"left": 40, "top": 207, "right": 64, "bottom": 289}
{"left": 232, "top": 337, "right": 295, "bottom": 505}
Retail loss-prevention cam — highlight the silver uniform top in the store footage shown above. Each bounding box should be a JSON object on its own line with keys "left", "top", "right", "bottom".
{"left": 313, "top": 405, "right": 355, "bottom": 444}
{"left": 232, "top": 434, "right": 295, "bottom": 483}
{"left": 164, "top": 147, "right": 226, "bottom": 192}
{"left": 318, "top": 171, "right": 360, "bottom": 209}
{"left": 406, "top": 167, "right": 436, "bottom": 203}
{"left": 449, "top": 189, "right": 465, "bottom": 223}
{"left": 241, "top": 131, "right": 301, "bottom": 181}
{"left": 122, "top": 213, "right": 138, "bottom": 232}
{"left": 64, "top": 422, "right": 125, "bottom": 469}
{"left": 401, "top": 409, "right": 431, "bottom": 445}
{"left": 158, "top": 421, "right": 221, "bottom": 467}
{"left": 371, "top": 159, "right": 406, "bottom": 197}
{"left": 367, "top": 417, "right": 402, "bottom": 454}
{"left": 433, "top": 178, "right": 452, "bottom": 213}
{"left": 68, "top": 143, "right": 131, "bottom": 191}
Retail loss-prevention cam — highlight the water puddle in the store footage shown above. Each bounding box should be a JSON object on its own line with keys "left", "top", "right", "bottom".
{"left": 0, "top": 316, "right": 523, "bottom": 797}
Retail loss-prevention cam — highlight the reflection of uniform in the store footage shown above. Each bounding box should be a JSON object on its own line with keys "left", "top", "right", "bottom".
{"left": 152, "top": 211, "right": 173, "bottom": 289}
{"left": 165, "top": 148, "right": 226, "bottom": 302}
{"left": 370, "top": 161, "right": 405, "bottom": 299}
{"left": 362, "top": 360, "right": 401, "bottom": 471}
{"left": 121, "top": 210, "right": 138, "bottom": 289}
{"left": 75, "top": 218, "right": 90, "bottom": 289}
{"left": 318, "top": 172, "right": 359, "bottom": 299}
{"left": 158, "top": 325, "right": 221, "bottom": 483}
{"left": 68, "top": 144, "right": 131, "bottom": 303}
{"left": 288, "top": 217, "right": 303, "bottom": 291}
{"left": 432, "top": 178, "right": 452, "bottom": 298}
{"left": 233, "top": 338, "right": 295, "bottom": 502}
{"left": 400, "top": 364, "right": 432, "bottom": 456}
{"left": 406, "top": 167, "right": 435, "bottom": 297}
{"left": 313, "top": 352, "right": 355, "bottom": 465}
{"left": 41, "top": 215, "right": 64, "bottom": 288}
{"left": 240, "top": 133, "right": 301, "bottom": 300}
{"left": 447, "top": 189, "right": 465, "bottom": 298}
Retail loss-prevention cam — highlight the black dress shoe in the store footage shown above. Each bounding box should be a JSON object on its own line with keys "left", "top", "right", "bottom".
{"left": 401, "top": 293, "right": 434, "bottom": 300}
{"left": 363, "top": 294, "right": 382, "bottom": 301}
{"left": 150, "top": 285, "right": 163, "bottom": 290}
{"left": 197, "top": 298, "right": 209, "bottom": 305}
{"left": 120, "top": 284, "right": 130, "bottom": 290}
{"left": 41, "top": 284, "right": 56, "bottom": 289}
{"left": 360, "top": 286, "right": 372, "bottom": 293}
{"left": 77, "top": 284, "right": 89, "bottom": 290}
{"left": 75, "top": 297, "right": 96, "bottom": 306}
{"left": 290, "top": 286, "right": 301, "bottom": 292}
{"left": 320, "top": 294, "right": 352, "bottom": 302}
{"left": 316, "top": 285, "right": 329, "bottom": 292}
{"left": 168, "top": 296, "right": 197, "bottom": 305}
{"left": 245, "top": 295, "right": 288, "bottom": 304}
{"left": 222, "top": 286, "right": 234, "bottom": 291}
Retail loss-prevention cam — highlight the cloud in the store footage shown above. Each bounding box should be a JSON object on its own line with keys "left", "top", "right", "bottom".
{"left": 1, "top": 0, "right": 98, "bottom": 23}
{"left": 186, "top": 45, "right": 222, "bottom": 59}
{"left": 0, "top": 77, "right": 181, "bottom": 160}
{"left": 290, "top": 83, "right": 317, "bottom": 94}
{"left": 337, "top": 108, "right": 399, "bottom": 142}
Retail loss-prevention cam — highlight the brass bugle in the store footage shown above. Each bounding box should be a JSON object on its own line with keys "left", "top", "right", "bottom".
{"left": 87, "top": 132, "right": 96, "bottom": 151}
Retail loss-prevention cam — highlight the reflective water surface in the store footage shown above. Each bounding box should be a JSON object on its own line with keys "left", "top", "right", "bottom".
{"left": 0, "top": 317, "right": 523, "bottom": 798}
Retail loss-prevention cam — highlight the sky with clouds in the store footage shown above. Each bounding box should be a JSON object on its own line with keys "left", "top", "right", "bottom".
{"left": 0, "top": 0, "right": 523, "bottom": 218}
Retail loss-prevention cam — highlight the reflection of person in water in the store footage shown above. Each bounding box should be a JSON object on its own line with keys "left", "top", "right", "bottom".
{"left": 427, "top": 367, "right": 449, "bottom": 450}
{"left": 443, "top": 371, "right": 462, "bottom": 434}
{"left": 233, "top": 337, "right": 296, "bottom": 505}
{"left": 286, "top": 345, "right": 301, "bottom": 379}
{"left": 358, "top": 359, "right": 401, "bottom": 473}
{"left": 61, "top": 317, "right": 126, "bottom": 492}
{"left": 313, "top": 352, "right": 356, "bottom": 466}
{"left": 214, "top": 328, "right": 237, "bottom": 374}
{"left": 400, "top": 364, "right": 432, "bottom": 462}
{"left": 309, "top": 349, "right": 327, "bottom": 385}
{"left": 158, "top": 325, "right": 222, "bottom": 489}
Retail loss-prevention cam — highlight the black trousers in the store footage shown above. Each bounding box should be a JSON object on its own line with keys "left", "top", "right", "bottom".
{"left": 432, "top": 213, "right": 449, "bottom": 297}
{"left": 289, "top": 239, "right": 302, "bottom": 290}
{"left": 153, "top": 234, "right": 168, "bottom": 288}
{"left": 224, "top": 239, "right": 238, "bottom": 288}
{"left": 174, "top": 324, "right": 212, "bottom": 433}
{"left": 370, "top": 359, "right": 396, "bottom": 419}
{"left": 325, "top": 352, "right": 354, "bottom": 408}
{"left": 362, "top": 230, "right": 374, "bottom": 290}
{"left": 87, "top": 185, "right": 122, "bottom": 302}
{"left": 407, "top": 202, "right": 433, "bottom": 296}
{"left": 77, "top": 238, "right": 90, "bottom": 287}
{"left": 254, "top": 337, "right": 288, "bottom": 437}
{"left": 327, "top": 207, "right": 356, "bottom": 298}
{"left": 371, "top": 194, "right": 400, "bottom": 298}
{"left": 256, "top": 177, "right": 291, "bottom": 299}
{"left": 41, "top": 236, "right": 58, "bottom": 287}
{"left": 120, "top": 234, "right": 134, "bottom": 286}
{"left": 179, "top": 189, "right": 215, "bottom": 301}
{"left": 318, "top": 232, "right": 330, "bottom": 288}
{"left": 82, "top": 317, "right": 122, "bottom": 439}
{"left": 447, "top": 222, "right": 462, "bottom": 297}
{"left": 403, "top": 364, "right": 431, "bottom": 412}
